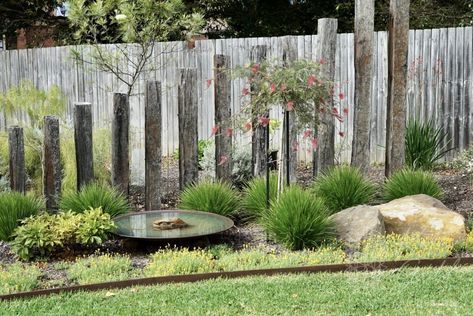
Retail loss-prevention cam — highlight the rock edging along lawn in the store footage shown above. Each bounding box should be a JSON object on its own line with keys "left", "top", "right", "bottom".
{"left": 2, "top": 256, "right": 473, "bottom": 301}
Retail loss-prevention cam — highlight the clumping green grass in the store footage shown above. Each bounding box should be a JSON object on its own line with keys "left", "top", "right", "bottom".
{"left": 179, "top": 180, "right": 240, "bottom": 217}
{"left": 3, "top": 266, "right": 473, "bottom": 315}
{"left": 240, "top": 174, "right": 278, "bottom": 221}
{"left": 0, "top": 192, "right": 44, "bottom": 241}
{"left": 383, "top": 168, "right": 443, "bottom": 201}
{"left": 59, "top": 182, "right": 131, "bottom": 217}
{"left": 67, "top": 254, "right": 133, "bottom": 285}
{"left": 262, "top": 186, "right": 335, "bottom": 250}
{"left": 0, "top": 263, "right": 42, "bottom": 295}
{"left": 312, "top": 165, "right": 375, "bottom": 213}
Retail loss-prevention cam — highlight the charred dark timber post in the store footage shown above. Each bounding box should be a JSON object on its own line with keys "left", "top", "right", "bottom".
{"left": 8, "top": 126, "right": 25, "bottom": 193}
{"left": 214, "top": 55, "right": 233, "bottom": 182}
{"left": 313, "top": 18, "right": 338, "bottom": 177}
{"left": 73, "top": 102, "right": 94, "bottom": 190}
{"left": 43, "top": 116, "right": 61, "bottom": 211}
{"left": 145, "top": 81, "right": 162, "bottom": 210}
{"left": 178, "top": 69, "right": 199, "bottom": 190}
{"left": 112, "top": 93, "right": 130, "bottom": 195}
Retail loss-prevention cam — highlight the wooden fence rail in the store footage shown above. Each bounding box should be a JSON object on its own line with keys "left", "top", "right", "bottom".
{"left": 0, "top": 27, "right": 471, "bottom": 184}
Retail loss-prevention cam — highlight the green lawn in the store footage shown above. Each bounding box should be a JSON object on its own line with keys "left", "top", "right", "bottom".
{"left": 2, "top": 266, "right": 473, "bottom": 315}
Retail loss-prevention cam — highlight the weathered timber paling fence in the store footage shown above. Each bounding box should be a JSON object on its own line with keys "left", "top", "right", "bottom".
{"left": 0, "top": 27, "right": 472, "bottom": 184}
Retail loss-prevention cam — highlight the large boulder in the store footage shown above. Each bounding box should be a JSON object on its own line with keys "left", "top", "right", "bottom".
{"left": 330, "top": 205, "right": 385, "bottom": 247}
{"left": 377, "top": 194, "right": 466, "bottom": 241}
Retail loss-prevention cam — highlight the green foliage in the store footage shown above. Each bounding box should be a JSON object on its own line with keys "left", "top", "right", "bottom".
{"left": 75, "top": 208, "right": 116, "bottom": 246}
{"left": 453, "top": 231, "right": 473, "bottom": 253}
{"left": 60, "top": 182, "right": 131, "bottom": 218}
{"left": 67, "top": 254, "right": 133, "bottom": 285}
{"left": 383, "top": 169, "right": 443, "bottom": 201}
{"left": 173, "top": 139, "right": 212, "bottom": 165}
{"left": 0, "top": 192, "right": 44, "bottom": 241}
{"left": 356, "top": 234, "right": 454, "bottom": 262}
{"left": 240, "top": 174, "right": 278, "bottom": 221}
{"left": 0, "top": 263, "right": 42, "bottom": 295}
{"left": 179, "top": 180, "right": 239, "bottom": 217}
{"left": 405, "top": 119, "right": 451, "bottom": 170}
{"left": 311, "top": 165, "right": 375, "bottom": 213}
{"left": 10, "top": 208, "right": 116, "bottom": 261}
{"left": 262, "top": 186, "right": 335, "bottom": 250}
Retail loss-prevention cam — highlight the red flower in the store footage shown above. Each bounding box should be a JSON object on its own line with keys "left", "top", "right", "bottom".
{"left": 339, "top": 131, "right": 345, "bottom": 137}
{"left": 270, "top": 83, "right": 277, "bottom": 93}
{"left": 343, "top": 107, "right": 349, "bottom": 115}
{"left": 243, "top": 121, "right": 252, "bottom": 132}
{"left": 291, "top": 140, "right": 299, "bottom": 152}
{"left": 319, "top": 58, "right": 327, "bottom": 65}
{"left": 335, "top": 114, "right": 344, "bottom": 123}
{"left": 287, "top": 101, "right": 294, "bottom": 111}
{"left": 307, "top": 75, "right": 317, "bottom": 87}
{"left": 242, "top": 87, "right": 249, "bottom": 96}
{"left": 206, "top": 79, "right": 212, "bottom": 88}
{"left": 332, "top": 107, "right": 339, "bottom": 115}
{"left": 338, "top": 92, "right": 345, "bottom": 100}
{"left": 258, "top": 116, "right": 270, "bottom": 127}
{"left": 303, "top": 129, "right": 313, "bottom": 139}
{"left": 280, "top": 84, "right": 287, "bottom": 92}
{"left": 251, "top": 63, "right": 260, "bottom": 74}
{"left": 210, "top": 125, "right": 219, "bottom": 136}
{"left": 218, "top": 155, "right": 229, "bottom": 166}
{"left": 225, "top": 127, "right": 233, "bottom": 137}
{"left": 311, "top": 137, "right": 318, "bottom": 149}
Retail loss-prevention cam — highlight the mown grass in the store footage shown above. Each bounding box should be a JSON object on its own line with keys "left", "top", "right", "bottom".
{"left": 2, "top": 266, "right": 473, "bottom": 315}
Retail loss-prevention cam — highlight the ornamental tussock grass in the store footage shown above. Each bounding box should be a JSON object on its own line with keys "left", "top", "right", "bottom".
{"left": 0, "top": 192, "right": 44, "bottom": 241}
{"left": 311, "top": 165, "right": 375, "bottom": 214}
{"left": 60, "top": 182, "right": 131, "bottom": 218}
{"left": 383, "top": 168, "right": 443, "bottom": 201}
{"left": 179, "top": 180, "right": 240, "bottom": 217}
{"left": 240, "top": 173, "right": 278, "bottom": 221}
{"left": 262, "top": 186, "right": 335, "bottom": 250}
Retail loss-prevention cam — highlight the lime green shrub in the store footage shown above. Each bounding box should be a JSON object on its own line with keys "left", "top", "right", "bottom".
{"left": 453, "top": 231, "right": 473, "bottom": 253}
{"left": 179, "top": 180, "right": 240, "bottom": 217}
{"left": 60, "top": 182, "right": 131, "bottom": 217}
{"left": 68, "top": 254, "right": 133, "bottom": 285}
{"left": 0, "top": 263, "right": 42, "bottom": 295}
{"left": 262, "top": 186, "right": 335, "bottom": 250}
{"left": 383, "top": 169, "right": 443, "bottom": 201}
{"left": 144, "top": 248, "right": 214, "bottom": 277}
{"left": 10, "top": 208, "right": 116, "bottom": 260}
{"left": 0, "top": 192, "right": 44, "bottom": 241}
{"left": 356, "top": 234, "right": 453, "bottom": 262}
{"left": 240, "top": 174, "right": 278, "bottom": 221}
{"left": 312, "top": 165, "right": 375, "bottom": 213}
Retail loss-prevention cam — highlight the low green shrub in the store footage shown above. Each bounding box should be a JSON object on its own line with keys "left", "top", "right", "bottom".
{"left": 10, "top": 208, "right": 116, "bottom": 260}
{"left": 383, "top": 169, "right": 443, "bottom": 201}
{"left": 0, "top": 263, "right": 42, "bottom": 295}
{"left": 0, "top": 192, "right": 44, "bottom": 241}
{"left": 179, "top": 180, "right": 240, "bottom": 217}
{"left": 453, "top": 231, "right": 473, "bottom": 253}
{"left": 405, "top": 119, "right": 451, "bottom": 170}
{"left": 240, "top": 174, "right": 278, "bottom": 221}
{"left": 60, "top": 182, "right": 131, "bottom": 218}
{"left": 144, "top": 247, "right": 214, "bottom": 277}
{"left": 261, "top": 186, "right": 335, "bottom": 250}
{"left": 67, "top": 254, "right": 133, "bottom": 285}
{"left": 312, "top": 165, "right": 375, "bottom": 213}
{"left": 355, "top": 233, "right": 453, "bottom": 262}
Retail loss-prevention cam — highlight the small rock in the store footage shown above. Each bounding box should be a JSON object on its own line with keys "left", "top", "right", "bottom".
{"left": 377, "top": 194, "right": 466, "bottom": 242}
{"left": 330, "top": 205, "right": 385, "bottom": 247}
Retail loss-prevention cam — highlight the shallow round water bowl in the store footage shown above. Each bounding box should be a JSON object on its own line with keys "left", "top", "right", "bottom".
{"left": 113, "top": 210, "right": 234, "bottom": 240}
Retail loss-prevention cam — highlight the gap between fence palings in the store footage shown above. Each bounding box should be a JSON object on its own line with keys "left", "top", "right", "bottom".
{"left": 2, "top": 256, "right": 473, "bottom": 301}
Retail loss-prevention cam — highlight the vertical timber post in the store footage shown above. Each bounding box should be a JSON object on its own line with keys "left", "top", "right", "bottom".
{"left": 386, "top": 0, "right": 410, "bottom": 177}
{"left": 43, "top": 116, "right": 61, "bottom": 211}
{"left": 214, "top": 55, "right": 233, "bottom": 182}
{"left": 74, "top": 102, "right": 94, "bottom": 189}
{"left": 145, "top": 81, "right": 162, "bottom": 210}
{"left": 112, "top": 93, "right": 130, "bottom": 195}
{"left": 314, "top": 18, "right": 338, "bottom": 176}
{"left": 352, "top": 0, "right": 375, "bottom": 174}
{"left": 8, "top": 126, "right": 25, "bottom": 193}
{"left": 178, "top": 69, "right": 199, "bottom": 190}
{"left": 250, "top": 45, "right": 268, "bottom": 177}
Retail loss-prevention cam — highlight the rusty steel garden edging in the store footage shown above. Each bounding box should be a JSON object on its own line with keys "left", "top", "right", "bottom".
{"left": 2, "top": 256, "right": 473, "bottom": 301}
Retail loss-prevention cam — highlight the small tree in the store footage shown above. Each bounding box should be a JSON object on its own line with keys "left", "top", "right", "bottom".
{"left": 67, "top": 0, "right": 204, "bottom": 95}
